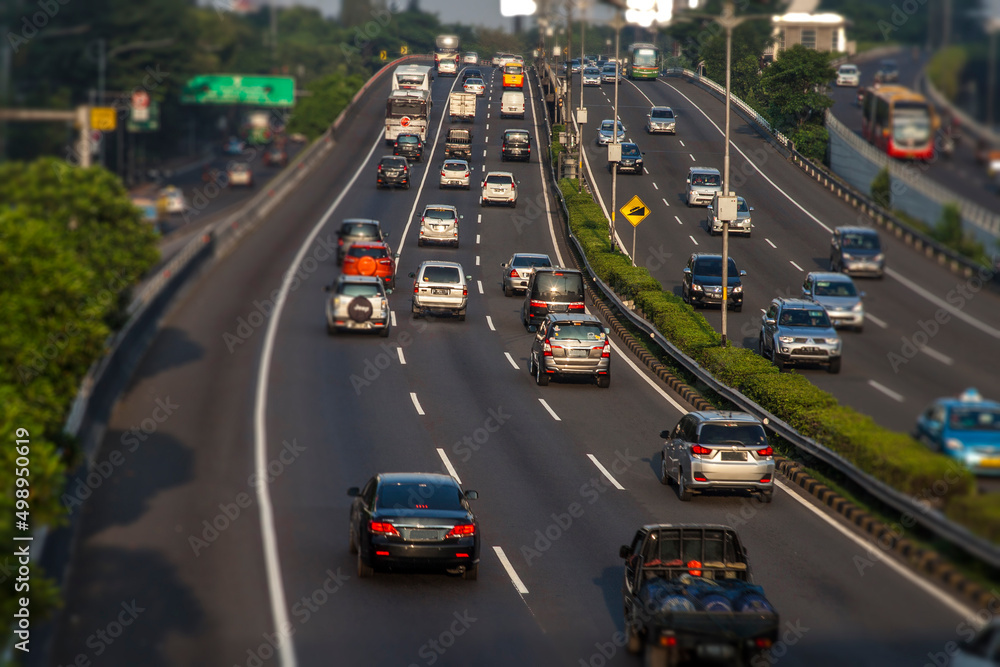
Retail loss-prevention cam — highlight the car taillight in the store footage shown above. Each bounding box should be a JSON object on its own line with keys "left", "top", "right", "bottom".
{"left": 462, "top": 287, "right": 468, "bottom": 296}
{"left": 441, "top": 171, "right": 446, "bottom": 176}
{"left": 530, "top": 300, "right": 547, "bottom": 308}
{"left": 690, "top": 445, "right": 713, "bottom": 456}
{"left": 378, "top": 165, "right": 383, "bottom": 172}
{"left": 413, "top": 283, "right": 419, "bottom": 294}
{"left": 601, "top": 339, "right": 611, "bottom": 358}
{"left": 445, "top": 524, "right": 476, "bottom": 538}
{"left": 568, "top": 303, "right": 585, "bottom": 311}
{"left": 757, "top": 446, "right": 773, "bottom": 456}
{"left": 338, "top": 238, "right": 344, "bottom": 246}
{"left": 370, "top": 521, "right": 399, "bottom": 536}
{"left": 542, "top": 340, "right": 552, "bottom": 356}
{"left": 510, "top": 182, "right": 516, "bottom": 190}
{"left": 509, "top": 269, "right": 520, "bottom": 278}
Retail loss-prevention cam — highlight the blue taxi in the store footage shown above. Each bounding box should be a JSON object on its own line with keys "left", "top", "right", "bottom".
{"left": 915, "top": 388, "right": 1000, "bottom": 474}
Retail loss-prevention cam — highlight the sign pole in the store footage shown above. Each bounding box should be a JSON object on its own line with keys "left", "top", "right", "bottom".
{"left": 632, "top": 225, "right": 636, "bottom": 267}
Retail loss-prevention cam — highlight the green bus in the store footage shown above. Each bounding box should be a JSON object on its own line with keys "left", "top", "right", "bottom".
{"left": 626, "top": 43, "right": 660, "bottom": 80}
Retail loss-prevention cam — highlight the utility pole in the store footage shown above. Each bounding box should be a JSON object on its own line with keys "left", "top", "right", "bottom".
{"left": 611, "top": 10, "right": 622, "bottom": 253}
{"left": 578, "top": 3, "right": 585, "bottom": 193}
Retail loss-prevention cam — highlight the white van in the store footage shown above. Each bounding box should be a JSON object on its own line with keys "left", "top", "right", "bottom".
{"left": 500, "top": 91, "right": 525, "bottom": 119}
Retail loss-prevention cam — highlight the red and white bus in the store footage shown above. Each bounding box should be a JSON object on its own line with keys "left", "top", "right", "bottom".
{"left": 860, "top": 85, "right": 939, "bottom": 160}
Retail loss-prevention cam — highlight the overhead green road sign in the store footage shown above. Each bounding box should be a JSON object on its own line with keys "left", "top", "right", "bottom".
{"left": 181, "top": 75, "right": 295, "bottom": 107}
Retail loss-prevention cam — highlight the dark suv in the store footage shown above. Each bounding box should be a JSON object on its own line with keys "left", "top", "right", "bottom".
{"left": 501, "top": 129, "right": 532, "bottom": 162}
{"left": 521, "top": 267, "right": 585, "bottom": 328}
{"left": 376, "top": 156, "right": 410, "bottom": 189}
{"left": 829, "top": 226, "right": 885, "bottom": 278}
{"left": 393, "top": 133, "right": 424, "bottom": 162}
{"left": 336, "top": 219, "right": 387, "bottom": 265}
{"left": 681, "top": 253, "right": 746, "bottom": 311}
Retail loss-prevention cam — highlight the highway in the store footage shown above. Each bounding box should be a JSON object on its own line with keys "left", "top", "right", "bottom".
{"left": 41, "top": 63, "right": 982, "bottom": 667}
{"left": 828, "top": 49, "right": 1000, "bottom": 229}
{"left": 573, "top": 69, "right": 1000, "bottom": 441}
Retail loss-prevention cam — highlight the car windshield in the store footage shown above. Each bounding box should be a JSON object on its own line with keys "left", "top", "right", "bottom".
{"left": 736, "top": 199, "right": 749, "bottom": 213}
{"left": 603, "top": 66, "right": 616, "bottom": 73}
{"left": 506, "top": 132, "right": 529, "bottom": 144}
{"left": 504, "top": 65, "right": 522, "bottom": 74}
{"left": 339, "top": 283, "right": 381, "bottom": 297}
{"left": 842, "top": 233, "right": 880, "bottom": 250}
{"left": 601, "top": 121, "right": 623, "bottom": 133}
{"left": 633, "top": 48, "right": 657, "bottom": 67}
{"left": 779, "top": 308, "right": 832, "bottom": 328}
{"left": 231, "top": 164, "right": 248, "bottom": 172}
{"left": 343, "top": 223, "right": 378, "bottom": 238}
{"left": 422, "top": 266, "right": 461, "bottom": 283}
{"left": 381, "top": 159, "right": 405, "bottom": 168}
{"left": 694, "top": 257, "right": 738, "bottom": 277}
{"left": 814, "top": 280, "right": 857, "bottom": 297}
{"left": 949, "top": 408, "right": 1000, "bottom": 431}
{"left": 651, "top": 108, "right": 674, "bottom": 119}
{"left": 443, "top": 162, "right": 467, "bottom": 171}
{"left": 349, "top": 246, "right": 387, "bottom": 258}
{"left": 549, "top": 322, "right": 605, "bottom": 341}
{"left": 376, "top": 481, "right": 463, "bottom": 510}
{"left": 424, "top": 208, "right": 456, "bottom": 220}
{"left": 840, "top": 66, "right": 858, "bottom": 75}
{"left": 697, "top": 424, "right": 768, "bottom": 448}
{"left": 397, "top": 136, "right": 418, "bottom": 144}
{"left": 585, "top": 68, "right": 600, "bottom": 75}
{"left": 486, "top": 174, "right": 513, "bottom": 185}
{"left": 535, "top": 273, "right": 584, "bottom": 301}
{"left": 621, "top": 144, "right": 640, "bottom": 157}
{"left": 691, "top": 173, "right": 721, "bottom": 186}
{"left": 512, "top": 255, "right": 551, "bottom": 268}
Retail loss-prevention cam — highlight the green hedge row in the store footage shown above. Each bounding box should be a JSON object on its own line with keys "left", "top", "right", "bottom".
{"left": 557, "top": 177, "right": 1000, "bottom": 543}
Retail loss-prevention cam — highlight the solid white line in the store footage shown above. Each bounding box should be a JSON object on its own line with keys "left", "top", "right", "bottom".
{"left": 689, "top": 235, "right": 698, "bottom": 246}
{"left": 886, "top": 268, "right": 1000, "bottom": 339}
{"left": 866, "top": 313, "right": 888, "bottom": 329}
{"left": 397, "top": 347, "right": 406, "bottom": 365}
{"left": 868, "top": 380, "right": 904, "bottom": 402}
{"left": 252, "top": 130, "right": 388, "bottom": 667}
{"left": 477, "top": 280, "right": 484, "bottom": 294}
{"left": 674, "top": 215, "right": 683, "bottom": 225}
{"left": 921, "top": 345, "right": 954, "bottom": 366}
{"left": 652, "top": 182, "right": 659, "bottom": 190}
{"left": 504, "top": 352, "right": 519, "bottom": 369}
{"left": 765, "top": 238, "right": 777, "bottom": 249}
{"left": 662, "top": 197, "right": 670, "bottom": 207}
{"left": 437, "top": 448, "right": 462, "bottom": 484}
{"left": 390, "top": 310, "right": 397, "bottom": 327}
{"left": 526, "top": 67, "right": 567, "bottom": 268}
{"left": 476, "top": 234, "right": 481, "bottom": 244}
{"left": 689, "top": 153, "right": 695, "bottom": 161}
{"left": 538, "top": 398, "right": 561, "bottom": 421}
{"left": 493, "top": 546, "right": 529, "bottom": 595}
{"left": 410, "top": 392, "right": 426, "bottom": 415}
{"left": 586, "top": 454, "right": 626, "bottom": 490}
{"left": 775, "top": 478, "right": 977, "bottom": 622}
{"left": 790, "top": 260, "right": 804, "bottom": 272}
{"left": 486, "top": 315, "right": 495, "bottom": 331}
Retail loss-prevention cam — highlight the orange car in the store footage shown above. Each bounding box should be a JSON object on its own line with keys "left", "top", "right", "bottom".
{"left": 342, "top": 242, "right": 396, "bottom": 290}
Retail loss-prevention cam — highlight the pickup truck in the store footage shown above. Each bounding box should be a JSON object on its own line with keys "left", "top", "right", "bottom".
{"left": 445, "top": 128, "right": 473, "bottom": 160}
{"left": 449, "top": 92, "right": 476, "bottom": 122}
{"left": 621, "top": 524, "right": 779, "bottom": 667}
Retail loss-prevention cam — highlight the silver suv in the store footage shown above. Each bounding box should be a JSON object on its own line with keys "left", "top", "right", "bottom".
{"left": 707, "top": 195, "right": 753, "bottom": 236}
{"left": 646, "top": 106, "right": 676, "bottom": 134}
{"left": 801, "top": 271, "right": 865, "bottom": 332}
{"left": 409, "top": 261, "right": 471, "bottom": 320}
{"left": 418, "top": 204, "right": 462, "bottom": 248}
{"left": 501, "top": 252, "right": 552, "bottom": 297}
{"left": 759, "top": 298, "right": 842, "bottom": 373}
{"left": 528, "top": 314, "right": 611, "bottom": 388}
{"left": 324, "top": 275, "right": 391, "bottom": 337}
{"left": 686, "top": 167, "right": 722, "bottom": 207}
{"left": 660, "top": 411, "right": 775, "bottom": 502}
{"left": 480, "top": 171, "right": 518, "bottom": 207}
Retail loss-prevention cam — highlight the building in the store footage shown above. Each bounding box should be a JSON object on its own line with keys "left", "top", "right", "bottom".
{"left": 763, "top": 13, "right": 854, "bottom": 62}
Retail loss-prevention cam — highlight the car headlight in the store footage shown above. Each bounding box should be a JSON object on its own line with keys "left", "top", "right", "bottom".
{"left": 842, "top": 253, "right": 854, "bottom": 260}
{"left": 945, "top": 438, "right": 964, "bottom": 452}
{"left": 732, "top": 285, "right": 743, "bottom": 293}
{"left": 778, "top": 336, "right": 794, "bottom": 343}
{"left": 691, "top": 284, "right": 703, "bottom": 291}
{"left": 874, "top": 253, "right": 885, "bottom": 262}
{"left": 852, "top": 302, "right": 864, "bottom": 312}
{"left": 824, "top": 338, "right": 840, "bottom": 345}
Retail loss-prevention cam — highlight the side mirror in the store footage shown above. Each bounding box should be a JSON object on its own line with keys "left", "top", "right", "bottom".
{"left": 347, "top": 487, "right": 360, "bottom": 497}
{"left": 465, "top": 490, "right": 479, "bottom": 500}
{"left": 683, "top": 267, "right": 691, "bottom": 274}
{"left": 386, "top": 288, "right": 394, "bottom": 294}
{"left": 460, "top": 215, "right": 465, "bottom": 219}
{"left": 706, "top": 205, "right": 713, "bottom": 211}
{"left": 802, "top": 289, "right": 812, "bottom": 297}
{"left": 384, "top": 232, "right": 390, "bottom": 239}
{"left": 619, "top": 545, "right": 631, "bottom": 559}
{"left": 686, "top": 178, "right": 691, "bottom": 184}
{"left": 927, "top": 420, "right": 943, "bottom": 432}
{"left": 860, "top": 291, "right": 867, "bottom": 298}
{"left": 764, "top": 317, "right": 776, "bottom": 326}
{"left": 603, "top": 327, "right": 610, "bottom": 334}
{"left": 408, "top": 272, "right": 416, "bottom": 278}
{"left": 749, "top": 207, "right": 755, "bottom": 211}
{"left": 466, "top": 275, "right": 473, "bottom": 280}
{"left": 528, "top": 325, "right": 538, "bottom": 333}
{"left": 501, "top": 262, "right": 508, "bottom": 268}
{"left": 739, "top": 270, "right": 747, "bottom": 277}
{"left": 659, "top": 430, "right": 671, "bottom": 439}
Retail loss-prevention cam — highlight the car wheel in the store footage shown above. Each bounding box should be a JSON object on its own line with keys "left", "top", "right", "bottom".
{"left": 411, "top": 302, "right": 422, "bottom": 318}
{"left": 404, "top": 182, "right": 410, "bottom": 190}
{"left": 760, "top": 488, "right": 774, "bottom": 504}
{"left": 733, "top": 304, "right": 742, "bottom": 313}
{"left": 349, "top": 523, "right": 358, "bottom": 554}
{"left": 677, "top": 470, "right": 693, "bottom": 502}
{"left": 644, "top": 643, "right": 668, "bottom": 667}
{"left": 457, "top": 309, "right": 466, "bottom": 322}
{"left": 535, "top": 361, "right": 549, "bottom": 386}
{"left": 454, "top": 239, "right": 460, "bottom": 249}
{"left": 465, "top": 184, "right": 470, "bottom": 190}
{"left": 528, "top": 354, "right": 536, "bottom": 374}
{"left": 596, "top": 373, "right": 611, "bottom": 388}
{"left": 659, "top": 452, "right": 670, "bottom": 486}
{"left": 828, "top": 357, "right": 842, "bottom": 374}
{"left": 504, "top": 282, "right": 513, "bottom": 297}
{"left": 357, "top": 550, "right": 374, "bottom": 578}
{"left": 439, "top": 183, "right": 444, "bottom": 189}
{"left": 626, "top": 621, "right": 643, "bottom": 654}
{"left": 326, "top": 321, "right": 336, "bottom": 336}
{"left": 463, "top": 564, "right": 478, "bottom": 581}
{"left": 510, "top": 200, "right": 516, "bottom": 208}
{"left": 379, "top": 323, "right": 390, "bottom": 338}
{"left": 759, "top": 334, "right": 769, "bottom": 359}
{"left": 774, "top": 356, "right": 786, "bottom": 372}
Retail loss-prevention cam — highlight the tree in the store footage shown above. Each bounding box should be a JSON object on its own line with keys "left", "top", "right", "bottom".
{"left": 699, "top": 21, "right": 771, "bottom": 100}
{"left": 759, "top": 44, "right": 836, "bottom": 131}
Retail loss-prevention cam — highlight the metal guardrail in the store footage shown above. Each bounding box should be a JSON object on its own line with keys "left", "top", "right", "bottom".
{"left": 534, "top": 61, "right": 1000, "bottom": 570}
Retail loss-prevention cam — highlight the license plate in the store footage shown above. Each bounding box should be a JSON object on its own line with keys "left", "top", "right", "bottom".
{"left": 433, "top": 288, "right": 449, "bottom": 295}
{"left": 799, "top": 348, "right": 822, "bottom": 355}
{"left": 550, "top": 304, "right": 567, "bottom": 312}
{"left": 721, "top": 451, "right": 747, "bottom": 462}
{"left": 568, "top": 348, "right": 588, "bottom": 358}
{"left": 492, "top": 189, "right": 504, "bottom": 194}
{"left": 407, "top": 529, "right": 439, "bottom": 541}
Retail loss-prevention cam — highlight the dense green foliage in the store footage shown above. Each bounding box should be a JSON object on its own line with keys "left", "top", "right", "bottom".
{"left": 759, "top": 45, "right": 836, "bottom": 130}
{"left": 926, "top": 46, "right": 969, "bottom": 102}
{"left": 0, "top": 157, "right": 158, "bottom": 625}
{"left": 286, "top": 72, "right": 368, "bottom": 140}
{"left": 871, "top": 167, "right": 891, "bottom": 208}
{"left": 789, "top": 124, "right": 829, "bottom": 162}
{"left": 557, "top": 174, "right": 999, "bottom": 542}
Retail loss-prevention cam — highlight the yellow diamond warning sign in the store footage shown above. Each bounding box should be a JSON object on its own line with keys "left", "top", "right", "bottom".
{"left": 620, "top": 195, "right": 650, "bottom": 227}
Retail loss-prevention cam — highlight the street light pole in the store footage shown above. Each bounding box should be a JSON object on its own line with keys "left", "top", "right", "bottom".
{"left": 611, "top": 10, "right": 622, "bottom": 253}
{"left": 578, "top": 5, "right": 585, "bottom": 193}
{"left": 720, "top": 8, "right": 733, "bottom": 345}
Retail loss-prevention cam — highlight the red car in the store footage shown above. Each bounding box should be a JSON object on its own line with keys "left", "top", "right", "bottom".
{"left": 341, "top": 242, "right": 396, "bottom": 290}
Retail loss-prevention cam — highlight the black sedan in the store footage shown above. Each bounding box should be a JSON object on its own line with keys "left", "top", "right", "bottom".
{"left": 348, "top": 472, "right": 480, "bottom": 579}
{"left": 393, "top": 133, "right": 423, "bottom": 162}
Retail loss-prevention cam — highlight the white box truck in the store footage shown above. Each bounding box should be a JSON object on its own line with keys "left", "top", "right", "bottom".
{"left": 449, "top": 92, "right": 476, "bottom": 122}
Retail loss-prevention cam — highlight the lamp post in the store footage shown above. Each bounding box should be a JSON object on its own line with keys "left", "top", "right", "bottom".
{"left": 578, "top": 3, "right": 586, "bottom": 193}
{"left": 610, "top": 10, "right": 624, "bottom": 253}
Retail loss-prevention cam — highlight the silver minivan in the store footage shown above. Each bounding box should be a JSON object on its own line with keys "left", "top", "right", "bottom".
{"left": 418, "top": 204, "right": 462, "bottom": 248}
{"left": 409, "top": 261, "right": 472, "bottom": 320}
{"left": 686, "top": 166, "right": 722, "bottom": 207}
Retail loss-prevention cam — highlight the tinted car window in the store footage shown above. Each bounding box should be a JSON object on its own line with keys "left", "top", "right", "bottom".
{"left": 466, "top": 78, "right": 484, "bottom": 85}
{"left": 443, "top": 161, "right": 467, "bottom": 170}
{"left": 486, "top": 174, "right": 513, "bottom": 185}
{"left": 621, "top": 144, "right": 640, "bottom": 157}
{"left": 348, "top": 246, "right": 388, "bottom": 258}
{"left": 691, "top": 172, "right": 721, "bottom": 186}
{"left": 697, "top": 423, "right": 768, "bottom": 447}
{"left": 949, "top": 409, "right": 1000, "bottom": 431}
{"left": 340, "top": 283, "right": 381, "bottom": 297}
{"left": 425, "top": 208, "right": 456, "bottom": 220}
{"left": 694, "top": 257, "right": 738, "bottom": 276}
{"left": 512, "top": 256, "right": 551, "bottom": 268}
{"left": 505, "top": 132, "right": 529, "bottom": 144}
{"left": 814, "top": 280, "right": 856, "bottom": 297}
{"left": 736, "top": 199, "right": 749, "bottom": 213}
{"left": 779, "top": 308, "right": 831, "bottom": 328}
{"left": 549, "top": 322, "right": 604, "bottom": 340}
{"left": 651, "top": 109, "right": 674, "bottom": 119}
{"left": 381, "top": 158, "right": 406, "bottom": 168}
{"left": 342, "top": 223, "right": 379, "bottom": 238}
{"left": 422, "top": 266, "right": 461, "bottom": 283}
{"left": 842, "top": 233, "right": 880, "bottom": 250}
{"left": 376, "top": 481, "right": 463, "bottom": 510}
{"left": 397, "top": 135, "right": 419, "bottom": 144}
{"left": 534, "top": 273, "right": 584, "bottom": 301}
{"left": 504, "top": 65, "right": 522, "bottom": 74}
